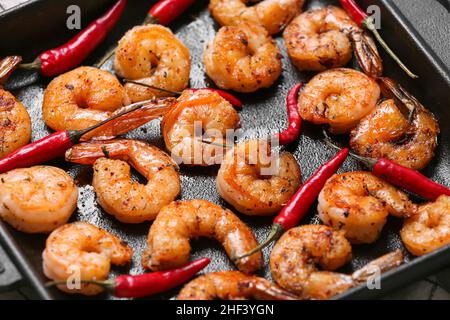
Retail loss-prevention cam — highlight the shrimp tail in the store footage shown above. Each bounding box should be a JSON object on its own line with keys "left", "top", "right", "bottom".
{"left": 378, "top": 77, "right": 422, "bottom": 115}
{"left": 351, "top": 31, "right": 383, "bottom": 78}
{"left": 250, "top": 279, "right": 300, "bottom": 300}
{"left": 80, "top": 97, "right": 176, "bottom": 141}
{"left": 351, "top": 249, "right": 404, "bottom": 283}
{"left": 0, "top": 56, "right": 22, "bottom": 85}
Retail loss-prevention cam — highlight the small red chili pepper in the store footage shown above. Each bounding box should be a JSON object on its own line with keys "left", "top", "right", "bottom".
{"left": 353, "top": 154, "right": 450, "bottom": 201}
{"left": 46, "top": 257, "right": 210, "bottom": 298}
{"left": 145, "top": 0, "right": 195, "bottom": 25}
{"left": 323, "top": 138, "right": 450, "bottom": 201}
{"left": 237, "top": 148, "right": 350, "bottom": 259}
{"left": 0, "top": 99, "right": 156, "bottom": 174}
{"left": 19, "top": 0, "right": 127, "bottom": 77}
{"left": 338, "top": 0, "right": 418, "bottom": 79}
{"left": 276, "top": 83, "right": 302, "bottom": 145}
{"left": 124, "top": 79, "right": 242, "bottom": 108}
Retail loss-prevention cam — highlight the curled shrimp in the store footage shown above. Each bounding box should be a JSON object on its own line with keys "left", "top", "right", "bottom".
{"left": 0, "top": 166, "right": 77, "bottom": 233}
{"left": 114, "top": 25, "right": 190, "bottom": 103}
{"left": 42, "top": 222, "right": 132, "bottom": 296}
{"left": 217, "top": 139, "right": 301, "bottom": 216}
{"left": 66, "top": 139, "right": 180, "bottom": 223}
{"left": 270, "top": 225, "right": 403, "bottom": 299}
{"left": 283, "top": 6, "right": 382, "bottom": 77}
{"left": 142, "top": 199, "right": 262, "bottom": 274}
{"left": 350, "top": 77, "right": 439, "bottom": 170}
{"left": 209, "top": 0, "right": 304, "bottom": 35}
{"left": 318, "top": 172, "right": 417, "bottom": 244}
{"left": 203, "top": 22, "right": 282, "bottom": 93}
{"left": 401, "top": 195, "right": 450, "bottom": 256}
{"left": 0, "top": 88, "right": 31, "bottom": 157}
{"left": 161, "top": 89, "right": 240, "bottom": 166}
{"left": 43, "top": 66, "right": 130, "bottom": 132}
{"left": 298, "top": 68, "right": 380, "bottom": 134}
{"left": 178, "top": 271, "right": 298, "bottom": 300}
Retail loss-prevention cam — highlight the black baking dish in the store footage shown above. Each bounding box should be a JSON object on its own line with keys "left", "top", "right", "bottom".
{"left": 0, "top": 0, "right": 449, "bottom": 300}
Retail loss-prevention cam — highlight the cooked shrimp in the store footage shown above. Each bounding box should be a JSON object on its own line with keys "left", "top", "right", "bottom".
{"left": 161, "top": 89, "right": 240, "bottom": 166}
{"left": 114, "top": 25, "right": 190, "bottom": 103}
{"left": 66, "top": 139, "right": 180, "bottom": 223}
{"left": 203, "top": 22, "right": 282, "bottom": 93}
{"left": 217, "top": 139, "right": 301, "bottom": 215}
{"left": 43, "top": 66, "right": 130, "bottom": 132}
{"left": 42, "top": 222, "right": 132, "bottom": 296}
{"left": 0, "top": 166, "right": 77, "bottom": 233}
{"left": 0, "top": 88, "right": 31, "bottom": 157}
{"left": 178, "top": 271, "right": 298, "bottom": 300}
{"left": 142, "top": 199, "right": 262, "bottom": 274}
{"left": 270, "top": 225, "right": 403, "bottom": 299}
{"left": 209, "top": 0, "right": 304, "bottom": 35}
{"left": 401, "top": 195, "right": 450, "bottom": 256}
{"left": 283, "top": 6, "right": 382, "bottom": 77}
{"left": 298, "top": 68, "right": 380, "bottom": 134}
{"left": 318, "top": 172, "right": 417, "bottom": 244}
{"left": 350, "top": 77, "right": 439, "bottom": 170}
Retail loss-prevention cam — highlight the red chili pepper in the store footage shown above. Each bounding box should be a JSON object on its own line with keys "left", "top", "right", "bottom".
{"left": 237, "top": 148, "right": 349, "bottom": 259}
{"left": 0, "top": 99, "right": 155, "bottom": 174}
{"left": 338, "top": 0, "right": 418, "bottom": 79}
{"left": 46, "top": 257, "right": 210, "bottom": 298}
{"left": 145, "top": 0, "right": 195, "bottom": 25}
{"left": 357, "top": 156, "right": 450, "bottom": 201}
{"left": 276, "top": 83, "right": 302, "bottom": 145}
{"left": 19, "top": 0, "right": 126, "bottom": 77}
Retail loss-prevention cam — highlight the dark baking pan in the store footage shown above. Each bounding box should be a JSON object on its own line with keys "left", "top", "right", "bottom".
{"left": 0, "top": 0, "right": 449, "bottom": 300}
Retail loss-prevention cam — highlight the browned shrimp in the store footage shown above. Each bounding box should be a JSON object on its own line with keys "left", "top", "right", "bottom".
{"left": 114, "top": 25, "right": 190, "bottom": 103}
{"left": 203, "top": 22, "right": 282, "bottom": 93}
{"left": 350, "top": 77, "right": 440, "bottom": 170}
{"left": 283, "top": 6, "right": 382, "bottom": 77}
{"left": 178, "top": 271, "right": 298, "bottom": 300}
{"left": 161, "top": 89, "right": 240, "bottom": 166}
{"left": 270, "top": 225, "right": 404, "bottom": 299}
{"left": 217, "top": 139, "right": 301, "bottom": 216}
{"left": 142, "top": 199, "right": 262, "bottom": 274}
{"left": 318, "top": 172, "right": 417, "bottom": 244}
{"left": 0, "top": 88, "right": 31, "bottom": 157}
{"left": 43, "top": 66, "right": 130, "bottom": 132}
{"left": 66, "top": 139, "right": 180, "bottom": 223}
{"left": 43, "top": 66, "right": 176, "bottom": 138}
{"left": 43, "top": 222, "right": 132, "bottom": 296}
{"left": 209, "top": 0, "right": 304, "bottom": 35}
{"left": 401, "top": 195, "right": 450, "bottom": 256}
{"left": 298, "top": 68, "right": 380, "bottom": 134}
{"left": 0, "top": 166, "right": 78, "bottom": 233}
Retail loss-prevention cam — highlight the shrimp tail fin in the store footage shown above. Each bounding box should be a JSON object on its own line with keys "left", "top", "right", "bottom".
{"left": 351, "top": 31, "right": 383, "bottom": 79}
{"left": 0, "top": 56, "right": 22, "bottom": 85}
{"left": 351, "top": 249, "right": 404, "bottom": 283}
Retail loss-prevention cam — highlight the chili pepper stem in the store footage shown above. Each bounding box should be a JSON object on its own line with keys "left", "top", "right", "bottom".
{"left": 321, "top": 129, "right": 376, "bottom": 168}
{"left": 144, "top": 14, "right": 159, "bottom": 25}
{"left": 364, "top": 17, "right": 418, "bottom": 79}
{"left": 95, "top": 48, "right": 116, "bottom": 69}
{"left": 18, "top": 59, "right": 41, "bottom": 71}
{"left": 235, "top": 224, "right": 284, "bottom": 260}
